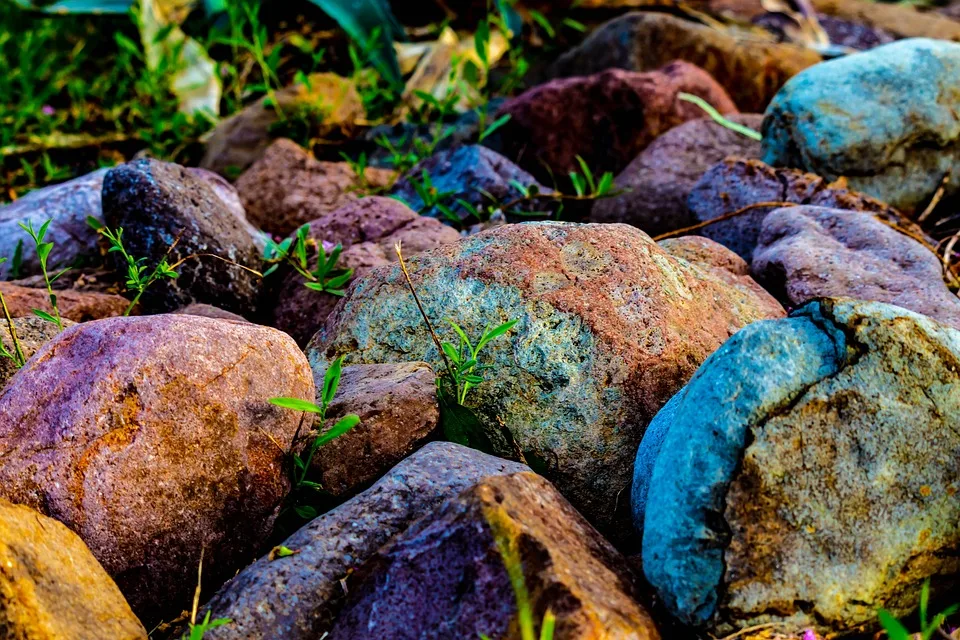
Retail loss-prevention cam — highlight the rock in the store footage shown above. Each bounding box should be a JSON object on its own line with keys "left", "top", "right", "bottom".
{"left": 184, "top": 167, "right": 261, "bottom": 239}
{"left": 199, "top": 442, "right": 529, "bottom": 639}
{"left": 389, "top": 145, "right": 552, "bottom": 224}
{"left": 753, "top": 206, "right": 960, "bottom": 322}
{"left": 101, "top": 158, "right": 263, "bottom": 314}
{"left": 201, "top": 73, "right": 364, "bottom": 177}
{"left": 659, "top": 235, "right": 777, "bottom": 305}
{"left": 307, "top": 222, "right": 784, "bottom": 539}
{"left": 329, "top": 472, "right": 661, "bottom": 640}
{"left": 817, "top": 14, "right": 895, "bottom": 50}
{"left": 549, "top": 12, "right": 821, "bottom": 112}
{"left": 0, "top": 499, "right": 147, "bottom": 640}
{"left": 811, "top": 0, "right": 960, "bottom": 41}
{"left": 494, "top": 62, "right": 738, "bottom": 183}
{"left": 590, "top": 115, "right": 764, "bottom": 235}
{"left": 686, "top": 157, "right": 909, "bottom": 262}
{"left": 0, "top": 315, "right": 315, "bottom": 624}
{"left": 235, "top": 138, "right": 395, "bottom": 237}
{"left": 173, "top": 303, "right": 250, "bottom": 323}
{"left": 265, "top": 197, "right": 458, "bottom": 346}
{"left": 0, "top": 316, "right": 75, "bottom": 389}
{"left": 761, "top": 38, "right": 960, "bottom": 214}
{"left": 0, "top": 168, "right": 108, "bottom": 280}
{"left": 638, "top": 299, "right": 960, "bottom": 636}
{"left": 308, "top": 362, "right": 440, "bottom": 498}
{"left": 0, "top": 281, "right": 131, "bottom": 321}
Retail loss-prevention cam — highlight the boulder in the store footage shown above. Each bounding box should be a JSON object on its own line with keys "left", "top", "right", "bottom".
{"left": 812, "top": 0, "right": 960, "bottom": 41}
{"left": 0, "top": 315, "right": 315, "bottom": 624}
{"left": 101, "top": 158, "right": 263, "bottom": 314}
{"left": 638, "top": 299, "right": 960, "bottom": 636}
{"left": 184, "top": 167, "right": 260, "bottom": 239}
{"left": 307, "top": 222, "right": 784, "bottom": 539}
{"left": 0, "top": 499, "right": 147, "bottom": 640}
{"left": 817, "top": 14, "right": 895, "bottom": 50}
{"left": 0, "top": 281, "right": 130, "bottom": 321}
{"left": 549, "top": 12, "right": 821, "bottom": 112}
{"left": 199, "top": 442, "right": 529, "bottom": 639}
{"left": 235, "top": 138, "right": 395, "bottom": 237}
{"left": 591, "top": 115, "right": 764, "bottom": 235}
{"left": 761, "top": 38, "right": 960, "bottom": 213}
{"left": 686, "top": 157, "right": 908, "bottom": 262}
{"left": 659, "top": 235, "right": 776, "bottom": 305}
{"left": 753, "top": 205, "right": 960, "bottom": 322}
{"left": 494, "top": 62, "right": 738, "bottom": 183}
{"left": 0, "top": 168, "right": 108, "bottom": 280}
{"left": 0, "top": 316, "right": 75, "bottom": 389}
{"left": 173, "top": 302, "right": 249, "bottom": 323}
{"left": 329, "top": 472, "right": 661, "bottom": 640}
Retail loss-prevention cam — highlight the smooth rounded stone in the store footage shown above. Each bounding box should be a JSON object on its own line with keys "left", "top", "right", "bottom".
{"left": 753, "top": 205, "right": 960, "bottom": 323}
{"left": 494, "top": 62, "right": 738, "bottom": 183}
{"left": 0, "top": 168, "right": 108, "bottom": 280}
{"left": 658, "top": 235, "right": 776, "bottom": 305}
{"left": 198, "top": 442, "right": 529, "bottom": 640}
{"left": 687, "top": 156, "right": 905, "bottom": 262}
{"left": 817, "top": 14, "right": 895, "bottom": 50}
{"left": 173, "top": 302, "right": 249, "bottom": 323}
{"left": 265, "top": 197, "right": 458, "bottom": 346}
{"left": 0, "top": 316, "right": 75, "bottom": 389}
{"left": 330, "top": 472, "right": 661, "bottom": 640}
{"left": 102, "top": 158, "right": 263, "bottom": 315}
{"left": 235, "top": 138, "right": 395, "bottom": 237}
{"left": 761, "top": 38, "right": 960, "bottom": 214}
{"left": 308, "top": 362, "right": 440, "bottom": 497}
{"left": 812, "top": 0, "right": 960, "bottom": 41}
{"left": 0, "top": 281, "right": 130, "bottom": 321}
{"left": 0, "top": 315, "right": 315, "bottom": 625}
{"left": 389, "top": 145, "right": 552, "bottom": 224}
{"left": 184, "top": 167, "right": 262, "bottom": 243}
{"left": 0, "top": 500, "right": 147, "bottom": 640}
{"left": 549, "top": 12, "right": 821, "bottom": 112}
{"left": 307, "top": 222, "right": 784, "bottom": 539}
{"left": 200, "top": 73, "right": 364, "bottom": 176}
{"left": 639, "top": 299, "right": 960, "bottom": 637}
{"left": 590, "top": 115, "right": 764, "bottom": 235}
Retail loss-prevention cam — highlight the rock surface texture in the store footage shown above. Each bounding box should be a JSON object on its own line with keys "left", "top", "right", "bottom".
{"left": 638, "top": 299, "right": 960, "bottom": 637}
{"left": 761, "top": 38, "right": 960, "bottom": 213}
{"left": 0, "top": 315, "right": 314, "bottom": 624}
{"left": 308, "top": 222, "right": 784, "bottom": 538}
{"left": 0, "top": 317, "right": 75, "bottom": 389}
{"left": 0, "top": 282, "right": 130, "bottom": 322}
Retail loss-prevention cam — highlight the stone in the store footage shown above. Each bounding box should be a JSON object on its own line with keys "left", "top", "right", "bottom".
{"left": 329, "top": 472, "right": 661, "bottom": 640}
{"left": 0, "top": 281, "right": 131, "bottom": 321}
{"left": 753, "top": 205, "right": 960, "bottom": 322}
{"left": 0, "top": 168, "right": 108, "bottom": 280}
{"left": 200, "top": 73, "right": 364, "bottom": 176}
{"left": 812, "top": 0, "right": 960, "bottom": 41}
{"left": 184, "top": 167, "right": 260, "bottom": 238}
{"left": 0, "top": 316, "right": 75, "bottom": 389}
{"left": 817, "top": 14, "right": 895, "bottom": 50}
{"left": 307, "top": 222, "right": 784, "bottom": 539}
{"left": 173, "top": 303, "right": 249, "bottom": 323}
{"left": 590, "top": 115, "right": 764, "bottom": 236}
{"left": 388, "top": 145, "right": 552, "bottom": 223}
{"left": 761, "top": 38, "right": 960, "bottom": 214}
{"left": 0, "top": 315, "right": 315, "bottom": 625}
{"left": 659, "top": 235, "right": 777, "bottom": 305}
{"left": 638, "top": 299, "right": 960, "bottom": 636}
{"left": 686, "top": 157, "right": 909, "bottom": 262}
{"left": 199, "top": 442, "right": 529, "bottom": 640}
{"left": 101, "top": 158, "right": 263, "bottom": 315}
{"left": 308, "top": 362, "right": 440, "bottom": 497}
{"left": 0, "top": 499, "right": 147, "bottom": 640}
{"left": 494, "top": 62, "right": 738, "bottom": 183}
{"left": 264, "top": 198, "right": 458, "bottom": 346}
{"left": 234, "top": 138, "right": 395, "bottom": 237}
{"left": 549, "top": 12, "right": 821, "bottom": 112}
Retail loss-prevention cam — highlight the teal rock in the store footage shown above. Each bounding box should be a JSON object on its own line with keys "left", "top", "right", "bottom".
{"left": 638, "top": 298, "right": 960, "bottom": 636}
{"left": 761, "top": 38, "right": 960, "bottom": 213}
{"left": 307, "top": 222, "right": 783, "bottom": 540}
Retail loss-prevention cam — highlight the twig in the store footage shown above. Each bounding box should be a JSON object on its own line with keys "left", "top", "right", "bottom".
{"left": 0, "top": 289, "right": 25, "bottom": 366}
{"left": 653, "top": 202, "right": 799, "bottom": 240}
{"left": 191, "top": 547, "right": 205, "bottom": 626}
{"left": 713, "top": 622, "right": 782, "bottom": 640}
{"left": 917, "top": 172, "right": 950, "bottom": 223}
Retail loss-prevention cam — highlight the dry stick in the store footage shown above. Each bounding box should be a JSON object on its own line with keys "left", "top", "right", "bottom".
{"left": 713, "top": 622, "right": 783, "bottom": 640}
{"left": 652, "top": 202, "right": 799, "bottom": 241}
{"left": 191, "top": 547, "right": 205, "bottom": 627}
{"left": 941, "top": 233, "right": 960, "bottom": 291}
{"left": 0, "top": 290, "right": 25, "bottom": 366}
{"left": 917, "top": 172, "right": 950, "bottom": 223}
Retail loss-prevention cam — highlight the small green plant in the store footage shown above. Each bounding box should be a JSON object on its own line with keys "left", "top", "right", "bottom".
{"left": 375, "top": 126, "right": 455, "bottom": 174}
{"left": 441, "top": 320, "right": 518, "bottom": 406}
{"left": 262, "top": 224, "right": 353, "bottom": 296}
{"left": 678, "top": 92, "right": 762, "bottom": 141}
{"left": 405, "top": 170, "right": 458, "bottom": 221}
{"left": 0, "top": 257, "right": 26, "bottom": 369}
{"left": 878, "top": 579, "right": 958, "bottom": 640}
{"left": 269, "top": 355, "right": 360, "bottom": 520}
{"left": 182, "top": 549, "right": 231, "bottom": 640}
{"left": 568, "top": 155, "right": 615, "bottom": 199}
{"left": 87, "top": 216, "right": 180, "bottom": 316}
{"left": 18, "top": 219, "right": 68, "bottom": 330}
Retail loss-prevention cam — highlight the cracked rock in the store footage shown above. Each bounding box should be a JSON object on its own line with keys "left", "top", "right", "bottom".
{"left": 634, "top": 298, "right": 960, "bottom": 637}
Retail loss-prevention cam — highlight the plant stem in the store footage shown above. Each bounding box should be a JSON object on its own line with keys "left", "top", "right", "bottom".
{"left": 0, "top": 290, "right": 25, "bottom": 366}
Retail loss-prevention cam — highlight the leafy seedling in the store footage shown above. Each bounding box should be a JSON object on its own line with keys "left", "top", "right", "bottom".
{"left": 18, "top": 219, "right": 69, "bottom": 330}
{"left": 261, "top": 224, "right": 353, "bottom": 296}
{"left": 878, "top": 579, "right": 959, "bottom": 640}
{"left": 569, "top": 155, "right": 614, "bottom": 198}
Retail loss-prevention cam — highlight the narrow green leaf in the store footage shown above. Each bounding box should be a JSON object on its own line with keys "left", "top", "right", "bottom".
{"left": 476, "top": 319, "right": 518, "bottom": 352}
{"left": 269, "top": 397, "right": 322, "bottom": 413}
{"left": 32, "top": 310, "right": 58, "bottom": 325}
{"left": 877, "top": 609, "right": 912, "bottom": 640}
{"left": 678, "top": 92, "right": 762, "bottom": 141}
{"left": 539, "top": 610, "right": 556, "bottom": 640}
{"left": 315, "top": 414, "right": 360, "bottom": 447}
{"left": 322, "top": 356, "right": 344, "bottom": 407}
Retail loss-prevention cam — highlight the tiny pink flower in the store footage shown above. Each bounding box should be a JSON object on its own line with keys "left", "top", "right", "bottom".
{"left": 41, "top": 105, "right": 55, "bottom": 116}
{"left": 803, "top": 630, "right": 818, "bottom": 640}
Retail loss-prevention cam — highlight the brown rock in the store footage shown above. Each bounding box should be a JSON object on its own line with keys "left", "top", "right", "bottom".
{"left": 201, "top": 74, "right": 365, "bottom": 177}
{"left": 309, "top": 362, "right": 440, "bottom": 497}
{"left": 0, "top": 281, "right": 130, "bottom": 321}
{"left": 591, "top": 115, "right": 764, "bottom": 235}
{"left": 0, "top": 315, "right": 315, "bottom": 625}
{"left": 330, "top": 472, "right": 661, "bottom": 640}
{"left": 549, "top": 12, "right": 821, "bottom": 112}
{"left": 0, "top": 316, "right": 75, "bottom": 389}
{"left": 812, "top": 0, "right": 960, "bottom": 40}
{"left": 0, "top": 499, "right": 147, "bottom": 640}
{"left": 495, "top": 62, "right": 738, "bottom": 183}
{"left": 185, "top": 167, "right": 260, "bottom": 238}
{"left": 235, "top": 139, "right": 396, "bottom": 237}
